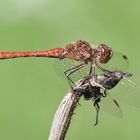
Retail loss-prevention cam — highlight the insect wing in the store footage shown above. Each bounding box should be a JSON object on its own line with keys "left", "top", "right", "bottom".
{"left": 100, "top": 92, "right": 123, "bottom": 118}
{"left": 54, "top": 58, "right": 91, "bottom": 83}
{"left": 99, "top": 51, "right": 129, "bottom": 71}
{"left": 110, "top": 78, "right": 140, "bottom": 108}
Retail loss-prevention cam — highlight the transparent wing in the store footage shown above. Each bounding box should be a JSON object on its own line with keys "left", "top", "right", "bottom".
{"left": 54, "top": 58, "right": 91, "bottom": 83}
{"left": 109, "top": 78, "right": 140, "bottom": 108}
{"left": 100, "top": 93, "right": 123, "bottom": 118}
{"left": 99, "top": 51, "right": 129, "bottom": 71}
{"left": 54, "top": 58, "right": 66, "bottom": 79}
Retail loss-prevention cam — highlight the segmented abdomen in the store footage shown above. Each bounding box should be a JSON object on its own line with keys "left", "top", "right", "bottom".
{"left": 0, "top": 48, "right": 64, "bottom": 59}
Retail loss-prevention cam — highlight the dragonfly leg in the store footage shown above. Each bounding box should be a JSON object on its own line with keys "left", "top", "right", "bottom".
{"left": 64, "top": 63, "right": 85, "bottom": 89}
{"left": 93, "top": 101, "right": 100, "bottom": 126}
{"left": 89, "top": 62, "right": 93, "bottom": 76}
{"left": 89, "top": 61, "right": 98, "bottom": 78}
{"left": 95, "top": 61, "right": 110, "bottom": 73}
{"left": 89, "top": 61, "right": 97, "bottom": 79}
{"left": 92, "top": 63, "right": 96, "bottom": 78}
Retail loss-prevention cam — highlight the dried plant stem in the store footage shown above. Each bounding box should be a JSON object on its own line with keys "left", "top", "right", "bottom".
{"left": 48, "top": 89, "right": 81, "bottom": 140}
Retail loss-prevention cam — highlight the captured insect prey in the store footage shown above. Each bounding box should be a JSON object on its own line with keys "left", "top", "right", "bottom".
{"left": 73, "top": 71, "right": 133, "bottom": 125}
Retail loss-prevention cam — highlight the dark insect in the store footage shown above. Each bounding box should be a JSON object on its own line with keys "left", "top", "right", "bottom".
{"left": 74, "top": 71, "right": 132, "bottom": 125}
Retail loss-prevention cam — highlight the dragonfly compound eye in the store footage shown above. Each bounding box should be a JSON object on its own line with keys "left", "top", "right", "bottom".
{"left": 98, "top": 44, "right": 113, "bottom": 64}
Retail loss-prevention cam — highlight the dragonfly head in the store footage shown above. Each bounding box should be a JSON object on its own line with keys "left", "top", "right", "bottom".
{"left": 97, "top": 44, "right": 113, "bottom": 64}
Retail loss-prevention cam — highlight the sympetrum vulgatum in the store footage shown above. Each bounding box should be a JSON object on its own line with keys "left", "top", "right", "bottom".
{"left": 0, "top": 40, "right": 128, "bottom": 87}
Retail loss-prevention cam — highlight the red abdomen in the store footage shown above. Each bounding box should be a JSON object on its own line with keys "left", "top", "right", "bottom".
{"left": 0, "top": 48, "right": 64, "bottom": 59}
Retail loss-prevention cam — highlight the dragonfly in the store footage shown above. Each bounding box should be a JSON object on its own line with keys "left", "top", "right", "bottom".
{"left": 0, "top": 40, "right": 128, "bottom": 86}
{"left": 74, "top": 71, "right": 138, "bottom": 125}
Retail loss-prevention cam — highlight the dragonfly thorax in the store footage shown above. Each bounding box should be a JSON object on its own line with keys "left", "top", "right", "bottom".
{"left": 65, "top": 40, "right": 113, "bottom": 65}
{"left": 65, "top": 40, "right": 97, "bottom": 62}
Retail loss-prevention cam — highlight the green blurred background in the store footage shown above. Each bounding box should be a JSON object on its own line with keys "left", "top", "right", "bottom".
{"left": 0, "top": 0, "right": 140, "bottom": 140}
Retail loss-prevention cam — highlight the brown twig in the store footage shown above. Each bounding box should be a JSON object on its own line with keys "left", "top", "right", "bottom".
{"left": 48, "top": 88, "right": 81, "bottom": 140}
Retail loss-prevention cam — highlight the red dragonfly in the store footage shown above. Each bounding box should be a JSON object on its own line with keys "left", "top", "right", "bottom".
{"left": 0, "top": 40, "right": 128, "bottom": 86}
